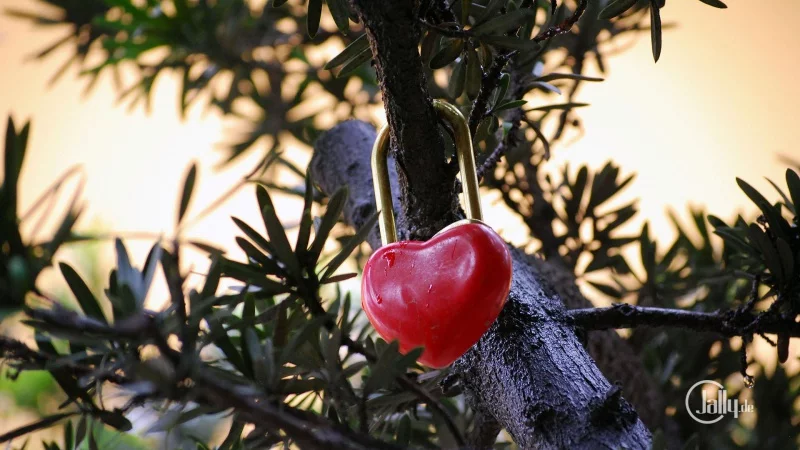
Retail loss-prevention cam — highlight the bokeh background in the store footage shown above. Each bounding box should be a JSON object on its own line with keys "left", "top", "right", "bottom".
{"left": 0, "top": 0, "right": 798, "bottom": 445}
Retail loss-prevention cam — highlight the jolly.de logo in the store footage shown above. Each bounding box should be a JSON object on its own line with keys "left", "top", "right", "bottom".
{"left": 685, "top": 380, "right": 755, "bottom": 424}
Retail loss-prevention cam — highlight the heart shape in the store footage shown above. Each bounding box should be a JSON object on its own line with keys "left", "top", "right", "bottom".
{"left": 361, "top": 221, "right": 512, "bottom": 368}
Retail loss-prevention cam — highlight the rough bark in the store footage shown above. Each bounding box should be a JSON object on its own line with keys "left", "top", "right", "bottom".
{"left": 466, "top": 410, "right": 502, "bottom": 450}
{"left": 311, "top": 121, "right": 652, "bottom": 449}
{"left": 352, "top": 0, "right": 461, "bottom": 240}
{"left": 529, "top": 258, "right": 667, "bottom": 431}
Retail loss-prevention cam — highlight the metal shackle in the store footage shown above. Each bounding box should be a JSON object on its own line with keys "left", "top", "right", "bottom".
{"left": 371, "top": 100, "right": 483, "bottom": 245}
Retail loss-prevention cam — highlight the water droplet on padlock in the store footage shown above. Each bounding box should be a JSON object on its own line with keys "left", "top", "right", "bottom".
{"left": 427, "top": 284, "right": 433, "bottom": 293}
{"left": 743, "top": 374, "right": 755, "bottom": 388}
{"left": 382, "top": 251, "right": 396, "bottom": 268}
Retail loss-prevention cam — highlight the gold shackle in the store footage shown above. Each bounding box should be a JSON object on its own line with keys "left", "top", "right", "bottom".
{"left": 372, "top": 100, "right": 483, "bottom": 245}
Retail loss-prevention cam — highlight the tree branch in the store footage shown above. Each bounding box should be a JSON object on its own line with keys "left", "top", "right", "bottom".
{"left": 533, "top": 0, "right": 589, "bottom": 43}
{"left": 352, "top": 0, "right": 460, "bottom": 240}
{"left": 468, "top": 51, "right": 514, "bottom": 136}
{"left": 467, "top": 409, "right": 502, "bottom": 450}
{"left": 474, "top": 0, "right": 589, "bottom": 182}
{"left": 527, "top": 256, "right": 668, "bottom": 432}
{"left": 475, "top": 103, "right": 523, "bottom": 182}
{"left": 570, "top": 303, "right": 800, "bottom": 337}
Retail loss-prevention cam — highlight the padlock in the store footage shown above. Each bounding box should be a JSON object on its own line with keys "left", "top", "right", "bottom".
{"left": 361, "top": 100, "right": 513, "bottom": 368}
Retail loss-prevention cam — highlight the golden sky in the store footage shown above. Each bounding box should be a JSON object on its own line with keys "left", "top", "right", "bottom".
{"left": 558, "top": 0, "right": 800, "bottom": 241}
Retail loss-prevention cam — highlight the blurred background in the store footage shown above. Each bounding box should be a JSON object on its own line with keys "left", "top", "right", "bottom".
{"left": 0, "top": 0, "right": 798, "bottom": 447}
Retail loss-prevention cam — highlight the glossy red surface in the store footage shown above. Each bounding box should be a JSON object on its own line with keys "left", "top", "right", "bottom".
{"left": 361, "top": 222, "right": 512, "bottom": 368}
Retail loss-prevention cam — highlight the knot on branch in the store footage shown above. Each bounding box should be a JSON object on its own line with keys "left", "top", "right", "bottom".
{"left": 439, "top": 372, "right": 462, "bottom": 397}
{"left": 612, "top": 302, "right": 636, "bottom": 317}
{"left": 589, "top": 383, "right": 638, "bottom": 430}
{"left": 523, "top": 402, "right": 568, "bottom": 434}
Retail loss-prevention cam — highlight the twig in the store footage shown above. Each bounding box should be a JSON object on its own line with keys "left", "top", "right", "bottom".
{"left": 283, "top": 286, "right": 464, "bottom": 445}
{"left": 476, "top": 67, "right": 530, "bottom": 182}
{"left": 468, "top": 52, "right": 515, "bottom": 136}
{"left": 419, "top": 19, "right": 474, "bottom": 39}
{"left": 467, "top": 409, "right": 502, "bottom": 449}
{"left": 569, "top": 303, "right": 800, "bottom": 337}
{"left": 532, "top": 0, "right": 588, "bottom": 43}
{"left": 473, "top": 0, "right": 589, "bottom": 179}
{"left": 0, "top": 335, "right": 124, "bottom": 386}
{"left": 20, "top": 165, "right": 84, "bottom": 222}
{"left": 476, "top": 107, "right": 523, "bottom": 182}
{"left": 24, "top": 304, "right": 155, "bottom": 338}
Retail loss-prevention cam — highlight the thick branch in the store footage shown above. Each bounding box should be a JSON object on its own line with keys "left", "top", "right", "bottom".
{"left": 570, "top": 303, "right": 800, "bottom": 337}
{"left": 526, "top": 257, "right": 668, "bottom": 432}
{"left": 352, "top": 0, "right": 460, "bottom": 240}
{"left": 311, "top": 121, "right": 651, "bottom": 449}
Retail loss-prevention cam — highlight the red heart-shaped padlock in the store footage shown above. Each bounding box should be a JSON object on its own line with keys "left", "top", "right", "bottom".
{"left": 361, "top": 221, "right": 512, "bottom": 368}
{"left": 362, "top": 100, "right": 513, "bottom": 367}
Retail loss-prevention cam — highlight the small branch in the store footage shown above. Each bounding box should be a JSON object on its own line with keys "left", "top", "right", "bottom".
{"left": 340, "top": 334, "right": 465, "bottom": 446}
{"left": 425, "top": 0, "right": 457, "bottom": 22}
{"left": 569, "top": 303, "right": 800, "bottom": 337}
{"left": 532, "top": 0, "right": 589, "bottom": 43}
{"left": 0, "top": 335, "right": 125, "bottom": 386}
{"left": 476, "top": 108, "right": 523, "bottom": 182}
{"left": 468, "top": 52, "right": 515, "bottom": 136}
{"left": 0, "top": 412, "right": 79, "bottom": 444}
{"left": 476, "top": 63, "right": 530, "bottom": 183}
{"left": 428, "top": 0, "right": 588, "bottom": 141}
{"left": 477, "top": 66, "right": 564, "bottom": 261}
{"left": 1, "top": 336, "right": 47, "bottom": 362}
{"left": 342, "top": 316, "right": 466, "bottom": 445}
{"left": 419, "top": 19, "right": 474, "bottom": 39}
{"left": 473, "top": 0, "right": 591, "bottom": 181}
